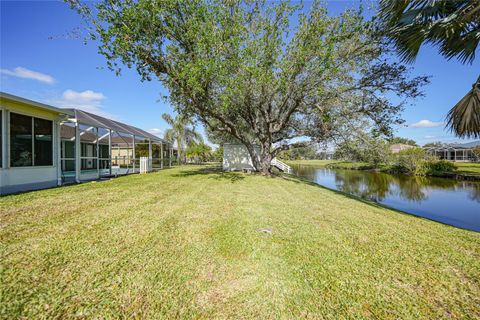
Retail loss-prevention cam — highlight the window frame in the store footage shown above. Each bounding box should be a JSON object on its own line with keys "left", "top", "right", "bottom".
{"left": 79, "top": 125, "right": 98, "bottom": 173}
{"left": 8, "top": 110, "right": 55, "bottom": 169}
{"left": 97, "top": 127, "right": 111, "bottom": 176}
{"left": 60, "top": 121, "right": 77, "bottom": 175}
{"left": 61, "top": 140, "right": 76, "bottom": 173}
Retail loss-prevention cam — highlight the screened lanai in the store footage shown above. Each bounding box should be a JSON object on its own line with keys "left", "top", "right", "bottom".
{"left": 60, "top": 109, "right": 174, "bottom": 183}
{"left": 425, "top": 143, "right": 479, "bottom": 162}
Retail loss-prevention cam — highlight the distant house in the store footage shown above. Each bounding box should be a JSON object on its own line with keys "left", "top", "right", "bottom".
{"left": 425, "top": 141, "right": 480, "bottom": 162}
{"left": 390, "top": 143, "right": 416, "bottom": 154}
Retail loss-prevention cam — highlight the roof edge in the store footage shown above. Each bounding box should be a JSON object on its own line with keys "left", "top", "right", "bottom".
{"left": 0, "top": 91, "right": 73, "bottom": 116}
{"left": 68, "top": 108, "right": 166, "bottom": 143}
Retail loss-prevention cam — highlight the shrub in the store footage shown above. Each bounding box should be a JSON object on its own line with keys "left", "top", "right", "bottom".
{"left": 472, "top": 146, "right": 480, "bottom": 161}
{"left": 427, "top": 160, "right": 456, "bottom": 176}
{"left": 414, "top": 160, "right": 430, "bottom": 176}
{"left": 392, "top": 148, "right": 456, "bottom": 176}
{"left": 415, "top": 159, "right": 456, "bottom": 176}
{"left": 393, "top": 148, "right": 426, "bottom": 174}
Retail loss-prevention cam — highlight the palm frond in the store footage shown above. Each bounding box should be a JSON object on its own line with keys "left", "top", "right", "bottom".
{"left": 161, "top": 113, "right": 205, "bottom": 162}
{"left": 446, "top": 77, "right": 480, "bottom": 138}
{"left": 161, "top": 113, "right": 175, "bottom": 126}
{"left": 185, "top": 128, "right": 203, "bottom": 143}
{"left": 163, "top": 128, "right": 175, "bottom": 143}
{"left": 379, "top": 0, "right": 480, "bottom": 64}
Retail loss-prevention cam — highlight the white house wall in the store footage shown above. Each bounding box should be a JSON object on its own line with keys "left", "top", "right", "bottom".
{"left": 223, "top": 144, "right": 260, "bottom": 171}
{"left": 0, "top": 102, "right": 63, "bottom": 195}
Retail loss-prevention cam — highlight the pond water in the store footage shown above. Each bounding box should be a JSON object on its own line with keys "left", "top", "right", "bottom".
{"left": 291, "top": 165, "right": 480, "bottom": 232}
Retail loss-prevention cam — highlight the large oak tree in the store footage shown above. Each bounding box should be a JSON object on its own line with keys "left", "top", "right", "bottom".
{"left": 68, "top": 0, "right": 427, "bottom": 174}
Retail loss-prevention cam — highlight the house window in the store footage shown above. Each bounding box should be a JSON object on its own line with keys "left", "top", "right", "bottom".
{"left": 34, "top": 118, "right": 53, "bottom": 166}
{"left": 10, "top": 112, "right": 53, "bottom": 167}
{"left": 10, "top": 113, "right": 33, "bottom": 167}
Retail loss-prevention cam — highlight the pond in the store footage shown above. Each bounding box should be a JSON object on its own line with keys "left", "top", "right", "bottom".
{"left": 291, "top": 165, "right": 480, "bottom": 232}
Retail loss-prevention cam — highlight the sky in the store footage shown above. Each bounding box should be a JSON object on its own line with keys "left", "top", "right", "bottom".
{"left": 1, "top": 0, "right": 479, "bottom": 147}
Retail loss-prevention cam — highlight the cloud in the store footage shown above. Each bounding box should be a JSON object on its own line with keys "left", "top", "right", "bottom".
{"left": 55, "top": 89, "right": 115, "bottom": 119}
{"left": 61, "top": 89, "right": 106, "bottom": 105}
{"left": 147, "top": 128, "right": 164, "bottom": 137}
{"left": 409, "top": 120, "right": 444, "bottom": 128}
{"left": 0, "top": 67, "right": 55, "bottom": 84}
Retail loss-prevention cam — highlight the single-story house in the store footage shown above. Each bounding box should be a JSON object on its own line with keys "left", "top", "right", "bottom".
{"left": 425, "top": 141, "right": 480, "bottom": 162}
{"left": 1, "top": 92, "right": 174, "bottom": 195}
{"left": 390, "top": 143, "right": 416, "bottom": 154}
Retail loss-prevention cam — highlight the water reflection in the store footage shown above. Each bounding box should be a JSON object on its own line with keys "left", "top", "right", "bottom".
{"left": 467, "top": 183, "right": 480, "bottom": 202}
{"left": 292, "top": 165, "right": 480, "bottom": 232}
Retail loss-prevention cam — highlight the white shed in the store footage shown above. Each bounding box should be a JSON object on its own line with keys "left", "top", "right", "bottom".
{"left": 222, "top": 143, "right": 260, "bottom": 171}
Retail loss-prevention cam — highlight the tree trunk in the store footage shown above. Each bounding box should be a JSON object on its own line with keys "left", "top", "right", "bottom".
{"left": 244, "top": 141, "right": 273, "bottom": 175}
{"left": 176, "top": 137, "right": 182, "bottom": 165}
{"left": 258, "top": 151, "right": 273, "bottom": 175}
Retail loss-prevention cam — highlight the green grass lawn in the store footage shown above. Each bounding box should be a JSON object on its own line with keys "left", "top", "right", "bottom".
{"left": 1, "top": 165, "right": 479, "bottom": 319}
{"left": 455, "top": 162, "right": 480, "bottom": 176}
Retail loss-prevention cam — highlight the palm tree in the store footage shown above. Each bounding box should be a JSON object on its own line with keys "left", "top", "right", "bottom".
{"left": 379, "top": 0, "right": 479, "bottom": 64}
{"left": 446, "top": 76, "right": 480, "bottom": 138}
{"left": 162, "top": 113, "right": 203, "bottom": 164}
{"left": 379, "top": 0, "right": 480, "bottom": 138}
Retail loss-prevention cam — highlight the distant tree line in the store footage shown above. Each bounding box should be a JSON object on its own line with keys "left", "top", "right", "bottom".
{"left": 387, "top": 137, "right": 418, "bottom": 146}
{"left": 278, "top": 144, "right": 319, "bottom": 161}
{"left": 185, "top": 143, "right": 224, "bottom": 164}
{"left": 332, "top": 134, "right": 461, "bottom": 176}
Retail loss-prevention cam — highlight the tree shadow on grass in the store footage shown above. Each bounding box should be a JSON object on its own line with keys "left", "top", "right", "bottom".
{"left": 171, "top": 166, "right": 245, "bottom": 183}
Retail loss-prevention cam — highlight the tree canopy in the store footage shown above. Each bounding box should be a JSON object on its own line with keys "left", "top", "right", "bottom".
{"left": 186, "top": 142, "right": 212, "bottom": 163}
{"left": 387, "top": 136, "right": 418, "bottom": 146}
{"left": 68, "top": 0, "right": 428, "bottom": 173}
{"left": 278, "top": 143, "right": 319, "bottom": 160}
{"left": 333, "top": 132, "right": 392, "bottom": 167}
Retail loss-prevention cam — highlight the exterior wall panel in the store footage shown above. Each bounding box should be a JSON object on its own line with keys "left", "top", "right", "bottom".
{"left": 223, "top": 143, "right": 260, "bottom": 171}
{"left": 0, "top": 95, "right": 65, "bottom": 195}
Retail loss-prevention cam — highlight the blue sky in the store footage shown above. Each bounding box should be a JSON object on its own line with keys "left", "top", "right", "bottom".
{"left": 1, "top": 1, "right": 479, "bottom": 146}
